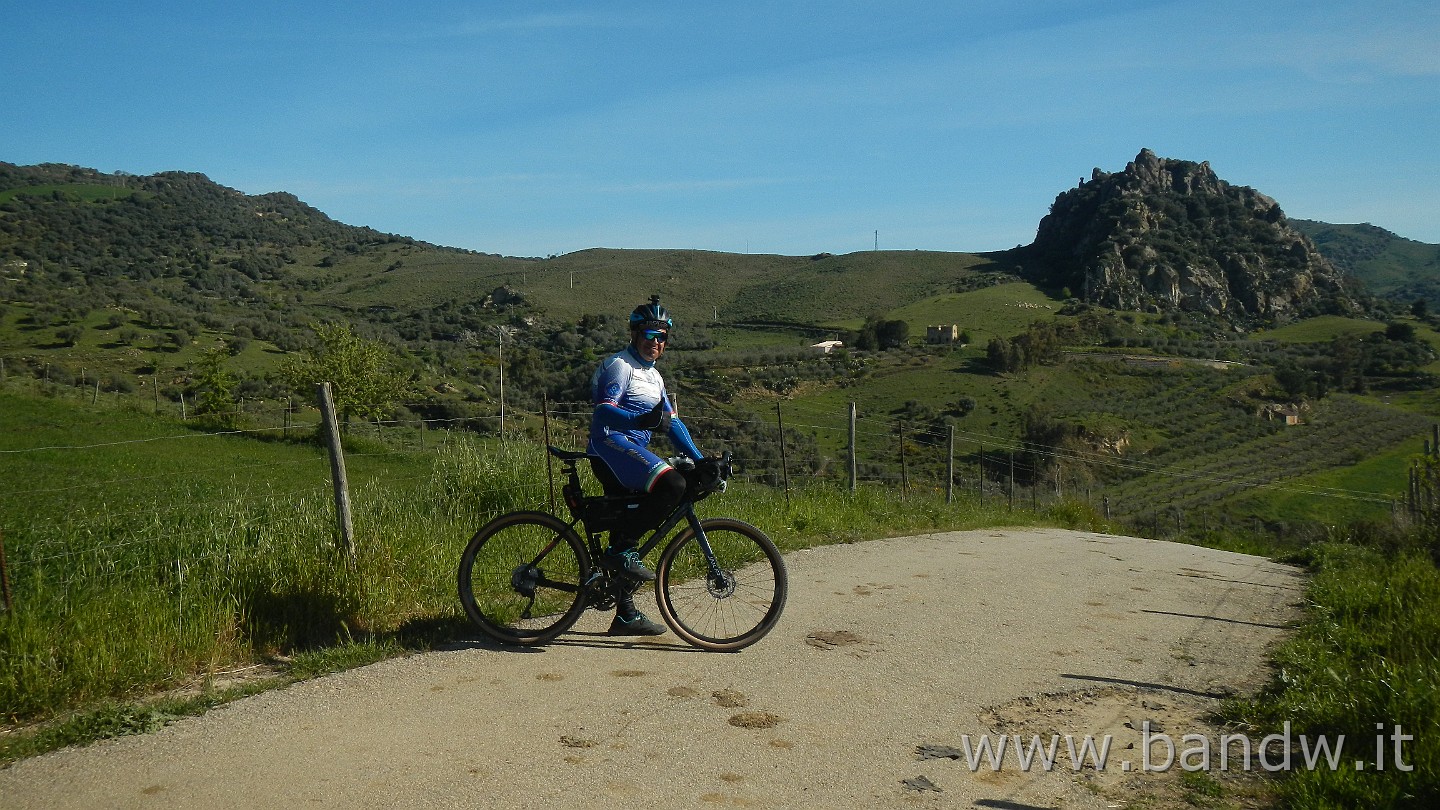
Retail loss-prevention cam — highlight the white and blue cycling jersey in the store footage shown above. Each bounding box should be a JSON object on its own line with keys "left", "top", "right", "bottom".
{"left": 588, "top": 345, "right": 701, "bottom": 491}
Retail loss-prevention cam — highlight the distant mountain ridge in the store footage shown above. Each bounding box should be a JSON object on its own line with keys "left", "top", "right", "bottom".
{"left": 1024, "top": 149, "right": 1356, "bottom": 325}
{"left": 2, "top": 157, "right": 1434, "bottom": 332}
{"left": 1290, "top": 219, "right": 1440, "bottom": 307}
{"left": 0, "top": 161, "right": 423, "bottom": 281}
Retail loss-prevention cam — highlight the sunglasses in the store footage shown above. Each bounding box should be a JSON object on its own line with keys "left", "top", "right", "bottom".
{"left": 640, "top": 329, "right": 669, "bottom": 343}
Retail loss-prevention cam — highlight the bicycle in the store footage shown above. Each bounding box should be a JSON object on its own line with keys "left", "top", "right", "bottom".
{"left": 457, "top": 446, "right": 788, "bottom": 652}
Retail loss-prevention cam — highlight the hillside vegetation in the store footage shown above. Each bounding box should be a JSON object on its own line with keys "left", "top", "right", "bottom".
{"left": 5, "top": 157, "right": 1440, "bottom": 805}
{"left": 4, "top": 159, "right": 1439, "bottom": 533}
{"left": 1292, "top": 218, "right": 1440, "bottom": 307}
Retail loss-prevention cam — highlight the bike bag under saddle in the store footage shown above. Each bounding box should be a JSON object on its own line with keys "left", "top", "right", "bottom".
{"left": 562, "top": 481, "right": 643, "bottom": 531}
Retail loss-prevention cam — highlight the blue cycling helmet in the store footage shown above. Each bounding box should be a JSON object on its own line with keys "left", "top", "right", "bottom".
{"left": 629, "top": 295, "right": 673, "bottom": 331}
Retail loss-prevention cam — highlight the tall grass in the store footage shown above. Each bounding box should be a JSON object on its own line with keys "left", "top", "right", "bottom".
{"left": 1, "top": 428, "right": 1071, "bottom": 731}
{"left": 1237, "top": 541, "right": 1440, "bottom": 807}
{"left": 6, "top": 389, "right": 1439, "bottom": 810}
{"left": 0, "top": 434, "right": 520, "bottom": 723}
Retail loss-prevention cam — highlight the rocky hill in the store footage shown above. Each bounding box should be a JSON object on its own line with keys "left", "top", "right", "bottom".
{"left": 1024, "top": 149, "right": 1358, "bottom": 325}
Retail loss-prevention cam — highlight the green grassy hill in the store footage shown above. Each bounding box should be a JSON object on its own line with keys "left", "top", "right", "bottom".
{"left": 4, "top": 160, "right": 1437, "bottom": 537}
{"left": 1292, "top": 219, "right": 1440, "bottom": 306}
{"left": 6, "top": 164, "right": 1440, "bottom": 805}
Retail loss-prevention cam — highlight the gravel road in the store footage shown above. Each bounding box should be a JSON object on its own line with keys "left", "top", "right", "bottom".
{"left": 0, "top": 528, "right": 1304, "bottom": 808}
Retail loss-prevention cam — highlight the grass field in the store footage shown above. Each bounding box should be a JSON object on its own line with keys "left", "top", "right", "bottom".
{"left": 302, "top": 247, "right": 1007, "bottom": 328}
{"left": 1259, "top": 315, "right": 1385, "bottom": 343}
{"left": 883, "top": 281, "right": 1062, "bottom": 342}
{"left": 0, "top": 383, "right": 1074, "bottom": 731}
{"left": 3, "top": 369, "right": 1439, "bottom": 809}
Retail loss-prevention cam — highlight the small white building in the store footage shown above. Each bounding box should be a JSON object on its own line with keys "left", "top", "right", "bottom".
{"left": 810, "top": 340, "right": 844, "bottom": 354}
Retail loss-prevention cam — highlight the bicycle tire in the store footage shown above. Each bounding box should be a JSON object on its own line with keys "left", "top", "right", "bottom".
{"left": 654, "top": 517, "right": 787, "bottom": 652}
{"left": 457, "top": 511, "right": 591, "bottom": 645}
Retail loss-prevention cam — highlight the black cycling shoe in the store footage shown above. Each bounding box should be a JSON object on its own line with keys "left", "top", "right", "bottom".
{"left": 609, "top": 611, "right": 667, "bottom": 636}
{"left": 601, "top": 547, "right": 656, "bottom": 582}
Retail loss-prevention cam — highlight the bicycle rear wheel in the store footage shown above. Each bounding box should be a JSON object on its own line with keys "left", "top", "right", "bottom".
{"left": 654, "top": 517, "right": 787, "bottom": 652}
{"left": 457, "top": 511, "right": 591, "bottom": 645}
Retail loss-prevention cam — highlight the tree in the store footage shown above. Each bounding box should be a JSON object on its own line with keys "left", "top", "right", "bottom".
{"left": 1274, "top": 363, "right": 1319, "bottom": 402}
{"left": 1384, "top": 322, "right": 1417, "bottom": 343}
{"left": 54, "top": 325, "right": 83, "bottom": 347}
{"left": 283, "top": 322, "right": 415, "bottom": 427}
{"left": 876, "top": 319, "right": 909, "bottom": 349}
{"left": 854, "top": 316, "right": 910, "bottom": 351}
{"left": 193, "top": 342, "right": 238, "bottom": 426}
{"left": 1413, "top": 299, "right": 1429, "bottom": 319}
{"left": 986, "top": 337, "right": 1016, "bottom": 373}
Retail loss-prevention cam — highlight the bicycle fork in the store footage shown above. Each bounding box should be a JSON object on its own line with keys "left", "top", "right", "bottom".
{"left": 682, "top": 507, "right": 737, "bottom": 599}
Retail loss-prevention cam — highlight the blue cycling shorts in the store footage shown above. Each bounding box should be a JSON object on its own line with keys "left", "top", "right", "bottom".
{"left": 591, "top": 431, "right": 674, "bottom": 492}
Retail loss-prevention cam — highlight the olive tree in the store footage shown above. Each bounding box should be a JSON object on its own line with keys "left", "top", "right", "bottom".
{"left": 283, "top": 322, "right": 414, "bottom": 428}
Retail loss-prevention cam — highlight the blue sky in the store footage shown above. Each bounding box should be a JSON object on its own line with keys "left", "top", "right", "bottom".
{"left": 3, "top": 1, "right": 1437, "bottom": 257}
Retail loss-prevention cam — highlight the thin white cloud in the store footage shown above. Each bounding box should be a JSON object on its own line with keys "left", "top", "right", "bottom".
{"left": 594, "top": 177, "right": 792, "bottom": 195}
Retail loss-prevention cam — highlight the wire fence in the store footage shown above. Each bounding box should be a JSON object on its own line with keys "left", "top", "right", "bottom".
{"left": 2, "top": 380, "right": 1435, "bottom": 616}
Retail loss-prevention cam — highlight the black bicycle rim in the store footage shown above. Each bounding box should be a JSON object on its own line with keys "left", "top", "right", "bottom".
{"left": 457, "top": 511, "right": 590, "bottom": 645}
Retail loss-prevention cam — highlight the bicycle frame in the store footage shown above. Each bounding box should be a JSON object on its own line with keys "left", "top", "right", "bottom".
{"left": 554, "top": 452, "right": 724, "bottom": 581}
{"left": 461, "top": 448, "right": 786, "bottom": 650}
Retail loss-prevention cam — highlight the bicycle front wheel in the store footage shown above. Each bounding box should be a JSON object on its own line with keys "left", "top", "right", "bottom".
{"left": 654, "top": 517, "right": 787, "bottom": 652}
{"left": 457, "top": 511, "right": 591, "bottom": 645}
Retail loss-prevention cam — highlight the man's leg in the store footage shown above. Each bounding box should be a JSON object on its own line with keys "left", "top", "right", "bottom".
{"left": 590, "top": 443, "right": 685, "bottom": 582}
{"left": 606, "top": 470, "right": 686, "bottom": 635}
{"left": 609, "top": 586, "right": 667, "bottom": 636}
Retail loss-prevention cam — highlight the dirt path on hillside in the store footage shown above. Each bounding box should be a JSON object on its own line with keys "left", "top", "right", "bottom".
{"left": 0, "top": 528, "right": 1304, "bottom": 809}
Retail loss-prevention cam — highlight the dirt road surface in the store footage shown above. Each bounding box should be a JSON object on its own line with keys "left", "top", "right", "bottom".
{"left": 0, "top": 528, "right": 1304, "bottom": 808}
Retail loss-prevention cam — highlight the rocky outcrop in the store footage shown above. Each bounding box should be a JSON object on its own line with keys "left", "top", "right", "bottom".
{"left": 1026, "top": 149, "right": 1355, "bottom": 325}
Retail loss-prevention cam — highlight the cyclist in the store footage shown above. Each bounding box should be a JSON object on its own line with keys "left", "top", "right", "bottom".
{"left": 588, "top": 295, "right": 703, "bottom": 636}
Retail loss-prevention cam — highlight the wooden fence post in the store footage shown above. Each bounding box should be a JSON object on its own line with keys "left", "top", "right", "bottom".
{"left": 0, "top": 529, "right": 12, "bottom": 613}
{"left": 1007, "top": 451, "right": 1015, "bottom": 511}
{"left": 497, "top": 326, "right": 507, "bottom": 442}
{"left": 848, "top": 402, "right": 857, "bottom": 494}
{"left": 776, "top": 401, "right": 791, "bottom": 506}
{"left": 317, "top": 382, "right": 356, "bottom": 563}
{"left": 946, "top": 424, "right": 954, "bottom": 504}
{"left": 543, "top": 393, "right": 556, "bottom": 513}
{"left": 898, "top": 421, "right": 908, "bottom": 499}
